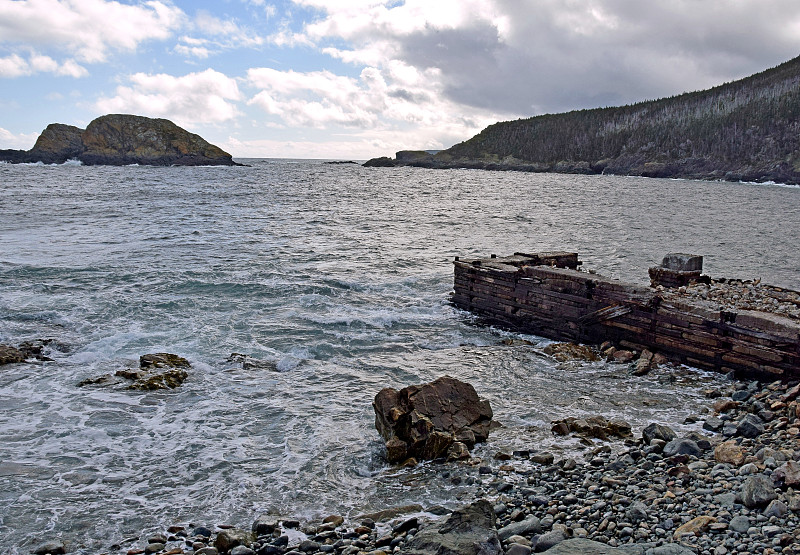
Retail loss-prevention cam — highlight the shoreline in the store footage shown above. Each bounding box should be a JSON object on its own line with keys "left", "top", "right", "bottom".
{"left": 29, "top": 366, "right": 798, "bottom": 555}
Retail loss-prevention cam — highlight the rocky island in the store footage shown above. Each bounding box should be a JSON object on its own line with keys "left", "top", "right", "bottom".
{"left": 0, "top": 114, "right": 240, "bottom": 166}
{"left": 366, "top": 55, "right": 800, "bottom": 184}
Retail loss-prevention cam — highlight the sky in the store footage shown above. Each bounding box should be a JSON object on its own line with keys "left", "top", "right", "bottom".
{"left": 2, "top": 1, "right": 800, "bottom": 160}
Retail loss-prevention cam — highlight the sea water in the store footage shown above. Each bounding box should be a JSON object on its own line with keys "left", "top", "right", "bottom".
{"left": 1, "top": 160, "right": 798, "bottom": 553}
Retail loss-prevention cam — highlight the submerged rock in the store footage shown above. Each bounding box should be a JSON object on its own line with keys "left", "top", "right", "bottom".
{"left": 79, "top": 352, "right": 190, "bottom": 390}
{"left": 0, "top": 345, "right": 25, "bottom": 365}
{"left": 542, "top": 342, "right": 599, "bottom": 362}
{"left": 551, "top": 415, "right": 632, "bottom": 440}
{"left": 373, "top": 375, "right": 494, "bottom": 463}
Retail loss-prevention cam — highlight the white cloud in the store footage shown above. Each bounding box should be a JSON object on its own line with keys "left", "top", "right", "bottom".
{"left": 0, "top": 0, "right": 185, "bottom": 64}
{"left": 0, "top": 52, "right": 87, "bottom": 78}
{"left": 0, "top": 126, "right": 39, "bottom": 149}
{"left": 95, "top": 68, "right": 243, "bottom": 125}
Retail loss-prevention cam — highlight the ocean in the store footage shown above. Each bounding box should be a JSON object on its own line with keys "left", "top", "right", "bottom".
{"left": 1, "top": 159, "right": 798, "bottom": 553}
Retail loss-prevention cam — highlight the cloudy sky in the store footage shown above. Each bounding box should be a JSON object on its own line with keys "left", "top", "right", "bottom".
{"left": 2, "top": 0, "right": 800, "bottom": 159}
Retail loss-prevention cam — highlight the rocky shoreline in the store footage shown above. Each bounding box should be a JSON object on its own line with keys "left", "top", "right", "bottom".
{"left": 25, "top": 364, "right": 798, "bottom": 555}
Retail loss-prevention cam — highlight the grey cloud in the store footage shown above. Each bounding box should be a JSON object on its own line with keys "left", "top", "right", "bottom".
{"left": 387, "top": 0, "right": 800, "bottom": 117}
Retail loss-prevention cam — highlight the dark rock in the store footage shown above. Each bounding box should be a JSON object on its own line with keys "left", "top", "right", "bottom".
{"left": 405, "top": 500, "right": 502, "bottom": 555}
{"left": 736, "top": 414, "right": 764, "bottom": 438}
{"left": 252, "top": 516, "right": 278, "bottom": 536}
{"left": 32, "top": 541, "right": 67, "bottom": 555}
{"left": 550, "top": 416, "right": 631, "bottom": 441}
{"left": 702, "top": 416, "right": 723, "bottom": 432}
{"left": 642, "top": 423, "right": 677, "bottom": 444}
{"left": 231, "top": 547, "right": 256, "bottom": 555}
{"left": 193, "top": 526, "right": 213, "bottom": 538}
{"left": 373, "top": 376, "right": 493, "bottom": 463}
{"left": 363, "top": 156, "right": 396, "bottom": 167}
{"left": 729, "top": 515, "right": 750, "bottom": 533}
{"left": 144, "top": 543, "right": 165, "bottom": 554}
{"left": 741, "top": 475, "right": 778, "bottom": 508}
{"left": 773, "top": 460, "right": 800, "bottom": 486}
{"left": 534, "top": 528, "right": 566, "bottom": 552}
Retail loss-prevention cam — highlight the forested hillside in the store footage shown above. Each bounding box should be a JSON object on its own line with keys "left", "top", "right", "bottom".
{"left": 383, "top": 55, "right": 800, "bottom": 183}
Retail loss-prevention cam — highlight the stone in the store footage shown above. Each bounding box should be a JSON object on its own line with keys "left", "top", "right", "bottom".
{"left": 728, "top": 515, "right": 750, "bottom": 533}
{"left": 193, "top": 526, "right": 213, "bottom": 537}
{"left": 612, "top": 350, "right": 636, "bottom": 363}
{"left": 625, "top": 502, "right": 647, "bottom": 523}
{"left": 214, "top": 528, "right": 255, "bottom": 553}
{"left": 642, "top": 423, "right": 677, "bottom": 444}
{"left": 703, "top": 416, "right": 724, "bottom": 432}
{"left": 231, "top": 547, "right": 256, "bottom": 555}
{"left": 252, "top": 515, "right": 278, "bottom": 536}
{"left": 645, "top": 546, "right": 696, "bottom": 555}
{"left": 740, "top": 475, "right": 777, "bottom": 508}
{"left": 662, "top": 438, "right": 701, "bottom": 457}
{"left": 673, "top": 515, "right": 716, "bottom": 539}
{"left": 446, "top": 441, "right": 471, "bottom": 461}
{"left": 32, "top": 541, "right": 67, "bottom": 555}
{"left": 714, "top": 441, "right": 746, "bottom": 465}
{"left": 144, "top": 544, "right": 165, "bottom": 554}
{"left": 661, "top": 254, "right": 703, "bottom": 272}
{"left": 763, "top": 499, "right": 788, "bottom": 517}
{"left": 195, "top": 549, "right": 219, "bottom": 555}
{"left": 736, "top": 414, "right": 764, "bottom": 438}
{"left": 773, "top": 460, "right": 800, "bottom": 486}
{"left": 127, "top": 353, "right": 190, "bottom": 390}
{"left": 0, "top": 344, "right": 26, "bottom": 365}
{"left": 373, "top": 376, "right": 493, "bottom": 462}
{"left": 541, "top": 342, "right": 599, "bottom": 362}
{"left": 363, "top": 156, "right": 396, "bottom": 167}
{"left": 497, "top": 516, "right": 541, "bottom": 541}
{"left": 404, "top": 499, "right": 502, "bottom": 555}
{"left": 534, "top": 528, "right": 566, "bottom": 551}
{"left": 633, "top": 349, "right": 657, "bottom": 376}
{"left": 506, "top": 544, "right": 532, "bottom": 555}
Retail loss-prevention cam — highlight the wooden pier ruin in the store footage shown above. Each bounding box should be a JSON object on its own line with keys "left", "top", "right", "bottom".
{"left": 452, "top": 252, "right": 800, "bottom": 378}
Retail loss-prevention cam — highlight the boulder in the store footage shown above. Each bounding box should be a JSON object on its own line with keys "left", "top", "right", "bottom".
{"left": 127, "top": 353, "right": 190, "bottom": 390}
{"left": 714, "top": 441, "right": 746, "bottom": 466}
{"left": 373, "top": 376, "right": 493, "bottom": 463}
{"left": 363, "top": 156, "right": 396, "bottom": 167}
{"left": 741, "top": 475, "right": 778, "bottom": 508}
{"left": 773, "top": 460, "right": 800, "bottom": 487}
{"left": 405, "top": 499, "right": 502, "bottom": 555}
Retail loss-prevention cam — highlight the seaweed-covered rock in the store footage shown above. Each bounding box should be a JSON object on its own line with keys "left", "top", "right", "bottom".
{"left": 373, "top": 375, "right": 494, "bottom": 463}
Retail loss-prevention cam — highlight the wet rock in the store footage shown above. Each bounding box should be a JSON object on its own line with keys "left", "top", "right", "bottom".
{"left": 549, "top": 416, "right": 631, "bottom": 441}
{"left": 541, "top": 342, "right": 599, "bottom": 362}
{"left": 405, "top": 499, "right": 502, "bottom": 555}
{"left": 215, "top": 528, "right": 255, "bottom": 553}
{"left": 612, "top": 350, "right": 636, "bottom": 363}
{"left": 506, "top": 544, "right": 532, "bottom": 555}
{"left": 632, "top": 349, "right": 658, "bottom": 376}
{"left": 641, "top": 423, "right": 676, "bottom": 444}
{"left": 144, "top": 543, "right": 165, "bottom": 554}
{"left": 373, "top": 376, "right": 494, "bottom": 462}
{"left": 0, "top": 344, "right": 26, "bottom": 365}
{"left": 356, "top": 504, "right": 423, "bottom": 522}
{"left": 740, "top": 475, "right": 777, "bottom": 508}
{"left": 32, "top": 541, "right": 66, "bottom": 555}
{"left": 252, "top": 515, "right": 278, "bottom": 536}
{"left": 534, "top": 528, "right": 566, "bottom": 551}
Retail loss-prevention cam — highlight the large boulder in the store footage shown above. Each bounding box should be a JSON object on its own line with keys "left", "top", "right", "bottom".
{"left": 374, "top": 375, "right": 494, "bottom": 463}
{"left": 405, "top": 499, "right": 502, "bottom": 555}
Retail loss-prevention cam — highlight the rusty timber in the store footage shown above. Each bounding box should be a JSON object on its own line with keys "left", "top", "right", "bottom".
{"left": 452, "top": 252, "right": 800, "bottom": 378}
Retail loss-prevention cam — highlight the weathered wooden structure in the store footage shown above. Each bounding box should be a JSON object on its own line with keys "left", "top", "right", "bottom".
{"left": 452, "top": 252, "right": 800, "bottom": 377}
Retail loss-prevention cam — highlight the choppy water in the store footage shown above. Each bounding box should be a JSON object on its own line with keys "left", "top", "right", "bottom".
{"left": 1, "top": 160, "right": 798, "bottom": 553}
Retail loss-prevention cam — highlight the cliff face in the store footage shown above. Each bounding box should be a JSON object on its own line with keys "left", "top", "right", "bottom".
{"left": 0, "top": 114, "right": 239, "bottom": 167}
{"left": 371, "top": 55, "right": 800, "bottom": 184}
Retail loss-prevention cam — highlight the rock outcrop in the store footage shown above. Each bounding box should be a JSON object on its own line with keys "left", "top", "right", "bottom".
{"left": 78, "top": 352, "right": 190, "bottom": 390}
{"left": 373, "top": 375, "right": 494, "bottom": 463}
{"left": 0, "top": 114, "right": 239, "bottom": 166}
